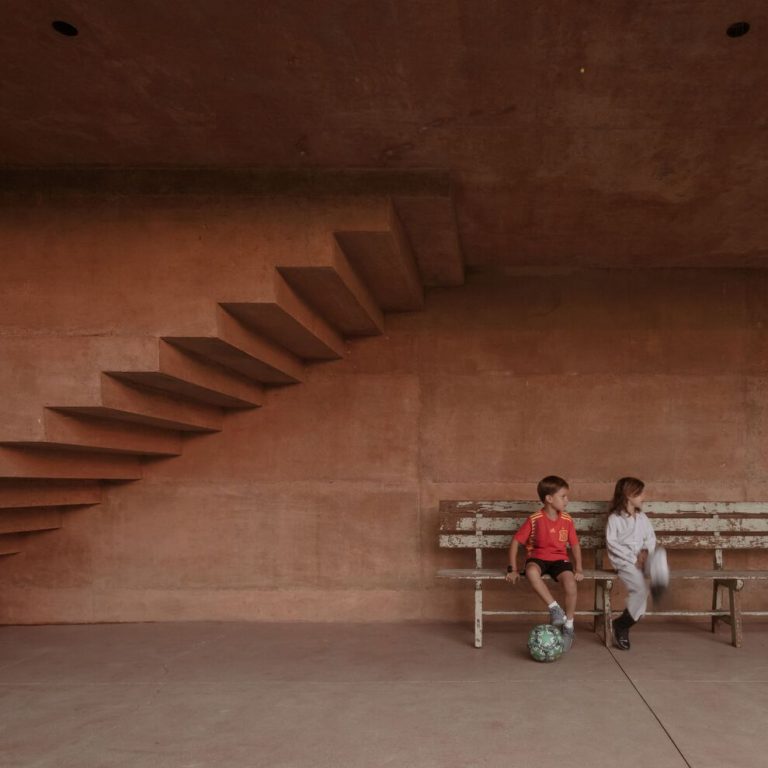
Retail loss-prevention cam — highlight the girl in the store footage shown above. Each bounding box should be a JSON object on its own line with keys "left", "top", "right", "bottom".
{"left": 605, "top": 477, "right": 657, "bottom": 650}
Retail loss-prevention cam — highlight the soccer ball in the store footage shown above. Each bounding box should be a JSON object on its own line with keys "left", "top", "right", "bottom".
{"left": 648, "top": 546, "right": 670, "bottom": 599}
{"left": 528, "top": 624, "right": 564, "bottom": 662}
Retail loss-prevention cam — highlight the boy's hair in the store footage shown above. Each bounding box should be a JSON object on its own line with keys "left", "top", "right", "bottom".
{"left": 610, "top": 476, "right": 645, "bottom": 514}
{"left": 537, "top": 475, "right": 569, "bottom": 503}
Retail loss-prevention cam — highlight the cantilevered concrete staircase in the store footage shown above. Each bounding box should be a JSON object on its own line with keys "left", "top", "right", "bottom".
{"left": 0, "top": 195, "right": 463, "bottom": 558}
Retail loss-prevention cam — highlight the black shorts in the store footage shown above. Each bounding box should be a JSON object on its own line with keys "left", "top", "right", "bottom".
{"left": 524, "top": 558, "right": 573, "bottom": 582}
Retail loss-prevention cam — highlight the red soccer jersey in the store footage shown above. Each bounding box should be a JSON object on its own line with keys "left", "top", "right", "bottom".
{"left": 513, "top": 510, "right": 579, "bottom": 561}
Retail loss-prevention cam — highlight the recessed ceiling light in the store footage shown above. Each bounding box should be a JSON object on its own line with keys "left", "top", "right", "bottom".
{"left": 52, "top": 20, "right": 78, "bottom": 37}
{"left": 726, "top": 21, "right": 750, "bottom": 38}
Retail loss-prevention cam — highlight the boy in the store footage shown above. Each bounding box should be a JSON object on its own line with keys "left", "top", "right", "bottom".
{"left": 505, "top": 475, "right": 584, "bottom": 650}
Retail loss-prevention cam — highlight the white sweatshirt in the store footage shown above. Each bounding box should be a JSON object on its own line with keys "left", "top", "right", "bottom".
{"left": 605, "top": 510, "right": 657, "bottom": 569}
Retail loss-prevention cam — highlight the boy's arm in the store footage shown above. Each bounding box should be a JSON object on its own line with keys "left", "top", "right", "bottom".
{"left": 506, "top": 539, "right": 521, "bottom": 583}
{"left": 568, "top": 523, "right": 584, "bottom": 581}
{"left": 571, "top": 540, "right": 584, "bottom": 582}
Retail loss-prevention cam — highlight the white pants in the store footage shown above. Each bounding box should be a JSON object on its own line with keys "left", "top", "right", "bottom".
{"left": 615, "top": 563, "right": 649, "bottom": 621}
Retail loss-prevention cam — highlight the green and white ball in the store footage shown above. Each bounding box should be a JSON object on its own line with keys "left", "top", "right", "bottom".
{"left": 528, "top": 624, "right": 564, "bottom": 662}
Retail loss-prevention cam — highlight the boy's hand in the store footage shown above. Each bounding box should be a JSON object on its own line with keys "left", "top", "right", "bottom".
{"left": 574, "top": 571, "right": 584, "bottom": 582}
{"left": 505, "top": 571, "right": 520, "bottom": 584}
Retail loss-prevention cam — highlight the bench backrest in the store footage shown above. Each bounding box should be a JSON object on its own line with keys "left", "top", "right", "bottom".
{"left": 439, "top": 500, "right": 768, "bottom": 568}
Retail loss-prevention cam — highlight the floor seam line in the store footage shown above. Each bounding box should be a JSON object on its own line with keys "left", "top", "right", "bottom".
{"left": 606, "top": 646, "right": 692, "bottom": 768}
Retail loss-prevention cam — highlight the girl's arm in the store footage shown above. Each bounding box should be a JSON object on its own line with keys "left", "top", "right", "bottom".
{"left": 605, "top": 514, "right": 631, "bottom": 566}
{"left": 642, "top": 514, "right": 657, "bottom": 552}
{"left": 636, "top": 514, "right": 657, "bottom": 569}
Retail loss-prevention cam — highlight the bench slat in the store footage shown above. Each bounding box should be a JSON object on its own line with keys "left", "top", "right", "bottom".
{"left": 437, "top": 568, "right": 615, "bottom": 580}
{"left": 439, "top": 533, "right": 768, "bottom": 549}
{"left": 437, "top": 568, "right": 768, "bottom": 580}
{"left": 444, "top": 500, "right": 768, "bottom": 515}
{"left": 442, "top": 516, "right": 768, "bottom": 534}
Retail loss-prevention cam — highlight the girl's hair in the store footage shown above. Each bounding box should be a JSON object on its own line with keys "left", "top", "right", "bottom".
{"left": 610, "top": 477, "right": 645, "bottom": 514}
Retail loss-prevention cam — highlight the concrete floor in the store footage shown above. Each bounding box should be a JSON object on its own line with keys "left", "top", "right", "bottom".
{"left": 1, "top": 621, "right": 766, "bottom": 768}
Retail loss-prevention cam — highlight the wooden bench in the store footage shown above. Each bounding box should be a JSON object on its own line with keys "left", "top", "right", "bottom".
{"left": 438, "top": 500, "right": 768, "bottom": 648}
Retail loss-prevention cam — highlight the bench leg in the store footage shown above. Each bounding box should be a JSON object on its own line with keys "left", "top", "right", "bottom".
{"left": 727, "top": 580, "right": 744, "bottom": 648}
{"left": 474, "top": 580, "right": 483, "bottom": 649}
{"left": 602, "top": 579, "right": 613, "bottom": 648}
{"left": 593, "top": 581, "right": 603, "bottom": 634}
{"left": 711, "top": 581, "right": 722, "bottom": 633}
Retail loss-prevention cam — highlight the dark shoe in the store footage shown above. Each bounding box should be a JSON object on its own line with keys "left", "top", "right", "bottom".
{"left": 613, "top": 623, "right": 631, "bottom": 650}
{"left": 612, "top": 609, "right": 635, "bottom": 651}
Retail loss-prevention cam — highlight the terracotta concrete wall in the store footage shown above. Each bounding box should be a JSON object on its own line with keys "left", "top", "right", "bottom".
{"left": 0, "top": 196, "right": 767, "bottom": 623}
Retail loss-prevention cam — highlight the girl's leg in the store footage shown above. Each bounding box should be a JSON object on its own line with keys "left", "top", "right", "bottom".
{"left": 559, "top": 570, "right": 577, "bottom": 619}
{"left": 614, "top": 565, "right": 648, "bottom": 650}
{"left": 525, "top": 562, "right": 556, "bottom": 606}
{"left": 619, "top": 565, "right": 649, "bottom": 621}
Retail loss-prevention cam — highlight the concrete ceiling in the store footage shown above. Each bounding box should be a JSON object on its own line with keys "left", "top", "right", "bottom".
{"left": 2, "top": 1, "right": 767, "bottom": 267}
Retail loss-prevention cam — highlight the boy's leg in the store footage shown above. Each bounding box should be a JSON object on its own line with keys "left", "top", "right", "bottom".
{"left": 525, "top": 562, "right": 556, "bottom": 606}
{"left": 558, "top": 569, "right": 577, "bottom": 651}
{"left": 559, "top": 570, "right": 577, "bottom": 619}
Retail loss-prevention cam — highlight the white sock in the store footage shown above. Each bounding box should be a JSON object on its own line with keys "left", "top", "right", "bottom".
{"left": 548, "top": 601, "right": 558, "bottom": 610}
{"left": 565, "top": 618, "right": 574, "bottom": 630}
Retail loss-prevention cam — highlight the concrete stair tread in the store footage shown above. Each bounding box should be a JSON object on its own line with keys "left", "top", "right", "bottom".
{"left": 278, "top": 243, "right": 385, "bottom": 337}
{"left": 3, "top": 411, "right": 184, "bottom": 457}
{"left": 54, "top": 376, "right": 223, "bottom": 433}
{"left": 0, "top": 508, "right": 63, "bottom": 535}
{"left": 0, "top": 480, "right": 102, "bottom": 510}
{"left": 0, "top": 446, "right": 142, "bottom": 480}
{"left": 108, "top": 341, "right": 264, "bottom": 409}
{"left": 221, "top": 271, "right": 346, "bottom": 360}
{"left": 222, "top": 302, "right": 346, "bottom": 362}
{"left": 393, "top": 195, "right": 464, "bottom": 287}
{"left": 5, "top": 438, "right": 181, "bottom": 458}
{"left": 52, "top": 405, "right": 220, "bottom": 434}
{"left": 167, "top": 307, "right": 304, "bottom": 385}
{"left": 334, "top": 203, "right": 424, "bottom": 313}
{"left": 0, "top": 534, "right": 23, "bottom": 556}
